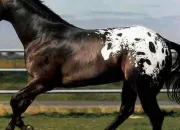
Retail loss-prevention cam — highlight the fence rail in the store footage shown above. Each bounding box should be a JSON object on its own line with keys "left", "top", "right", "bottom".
{"left": 0, "top": 89, "right": 172, "bottom": 94}
{"left": 0, "top": 68, "right": 26, "bottom": 72}
{"left": 0, "top": 49, "right": 24, "bottom": 52}
{"left": 0, "top": 49, "right": 176, "bottom": 94}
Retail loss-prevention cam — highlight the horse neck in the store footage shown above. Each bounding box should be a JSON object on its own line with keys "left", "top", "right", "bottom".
{"left": 4, "top": 2, "right": 78, "bottom": 49}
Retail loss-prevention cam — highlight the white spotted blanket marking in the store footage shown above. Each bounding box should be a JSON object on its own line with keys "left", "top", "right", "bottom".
{"left": 95, "top": 25, "right": 170, "bottom": 80}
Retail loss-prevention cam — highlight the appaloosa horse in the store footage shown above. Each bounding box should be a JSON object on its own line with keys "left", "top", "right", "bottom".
{"left": 0, "top": 0, "right": 180, "bottom": 130}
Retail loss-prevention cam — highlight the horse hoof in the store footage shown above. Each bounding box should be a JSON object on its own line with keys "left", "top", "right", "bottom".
{"left": 25, "top": 125, "right": 34, "bottom": 130}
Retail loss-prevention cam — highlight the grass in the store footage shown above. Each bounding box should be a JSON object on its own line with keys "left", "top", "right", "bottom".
{"left": 0, "top": 113, "right": 180, "bottom": 130}
{"left": 0, "top": 105, "right": 145, "bottom": 116}
{"left": 0, "top": 104, "right": 178, "bottom": 117}
{"left": 0, "top": 59, "right": 25, "bottom": 68}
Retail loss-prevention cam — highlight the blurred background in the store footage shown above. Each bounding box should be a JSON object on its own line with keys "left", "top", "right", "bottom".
{"left": 0, "top": 1, "right": 179, "bottom": 129}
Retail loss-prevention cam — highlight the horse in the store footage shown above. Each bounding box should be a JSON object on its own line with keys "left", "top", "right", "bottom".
{"left": 0, "top": 0, "right": 180, "bottom": 130}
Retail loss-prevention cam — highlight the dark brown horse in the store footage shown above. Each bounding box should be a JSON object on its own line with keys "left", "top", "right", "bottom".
{"left": 0, "top": 0, "right": 180, "bottom": 130}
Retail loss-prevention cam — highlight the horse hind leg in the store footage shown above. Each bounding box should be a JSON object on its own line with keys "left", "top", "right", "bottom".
{"left": 5, "top": 79, "right": 52, "bottom": 130}
{"left": 136, "top": 75, "right": 164, "bottom": 130}
{"left": 105, "top": 80, "right": 137, "bottom": 130}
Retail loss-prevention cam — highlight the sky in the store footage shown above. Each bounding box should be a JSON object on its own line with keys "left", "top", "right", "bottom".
{"left": 1, "top": 0, "right": 180, "bottom": 49}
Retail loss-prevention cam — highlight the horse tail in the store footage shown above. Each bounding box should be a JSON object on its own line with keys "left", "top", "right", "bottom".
{"left": 164, "top": 39, "right": 180, "bottom": 104}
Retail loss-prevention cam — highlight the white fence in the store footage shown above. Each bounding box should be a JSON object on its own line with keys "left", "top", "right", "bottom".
{"left": 0, "top": 49, "right": 175, "bottom": 94}
{"left": 0, "top": 89, "right": 171, "bottom": 94}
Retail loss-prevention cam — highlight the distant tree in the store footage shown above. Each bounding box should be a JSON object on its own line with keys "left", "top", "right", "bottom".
{"left": 0, "top": 52, "right": 2, "bottom": 58}
{"left": 7, "top": 52, "right": 16, "bottom": 56}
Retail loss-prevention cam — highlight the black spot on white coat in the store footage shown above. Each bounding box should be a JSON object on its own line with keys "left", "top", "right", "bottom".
{"left": 137, "top": 52, "right": 145, "bottom": 55}
{"left": 147, "top": 32, "right": 151, "bottom": 37}
{"left": 107, "top": 43, "right": 112, "bottom": 50}
{"left": 149, "top": 42, "right": 156, "bottom": 53}
{"left": 117, "top": 33, "right": 122, "bottom": 37}
{"left": 135, "top": 38, "right": 141, "bottom": 41}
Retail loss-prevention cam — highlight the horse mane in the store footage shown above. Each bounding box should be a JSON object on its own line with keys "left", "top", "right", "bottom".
{"left": 19, "top": 0, "right": 76, "bottom": 27}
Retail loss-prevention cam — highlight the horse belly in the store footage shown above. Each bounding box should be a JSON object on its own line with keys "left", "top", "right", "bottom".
{"left": 61, "top": 66, "right": 124, "bottom": 88}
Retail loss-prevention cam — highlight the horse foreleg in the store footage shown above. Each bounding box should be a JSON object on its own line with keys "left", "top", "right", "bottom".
{"left": 15, "top": 97, "right": 36, "bottom": 130}
{"left": 105, "top": 80, "right": 137, "bottom": 130}
{"left": 6, "top": 97, "right": 35, "bottom": 130}
{"left": 6, "top": 79, "right": 50, "bottom": 130}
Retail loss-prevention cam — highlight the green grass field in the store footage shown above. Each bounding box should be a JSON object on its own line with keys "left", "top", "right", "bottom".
{"left": 0, "top": 114, "right": 180, "bottom": 130}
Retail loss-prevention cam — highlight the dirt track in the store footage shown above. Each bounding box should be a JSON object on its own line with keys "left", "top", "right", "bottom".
{"left": 0, "top": 101, "right": 179, "bottom": 108}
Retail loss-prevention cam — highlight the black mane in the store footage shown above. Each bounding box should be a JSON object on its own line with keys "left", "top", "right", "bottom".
{"left": 19, "top": 0, "right": 76, "bottom": 27}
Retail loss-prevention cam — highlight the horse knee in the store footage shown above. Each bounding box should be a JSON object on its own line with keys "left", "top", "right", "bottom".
{"left": 10, "top": 92, "right": 25, "bottom": 108}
